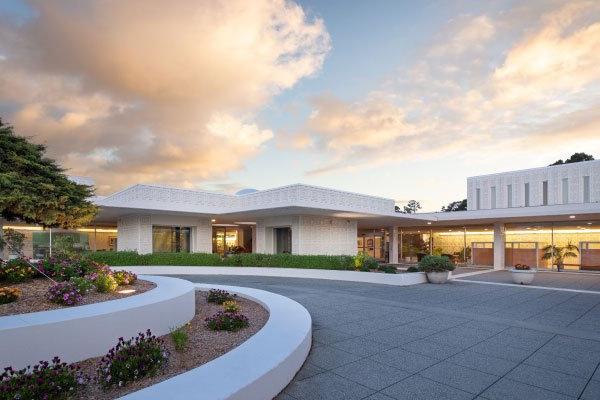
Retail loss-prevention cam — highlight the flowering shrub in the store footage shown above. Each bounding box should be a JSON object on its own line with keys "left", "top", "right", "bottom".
{"left": 0, "top": 287, "right": 21, "bottom": 304}
{"left": 0, "top": 357, "right": 87, "bottom": 400}
{"left": 47, "top": 282, "right": 83, "bottom": 306}
{"left": 97, "top": 329, "right": 169, "bottom": 389}
{"left": 38, "top": 258, "right": 103, "bottom": 281}
{"left": 205, "top": 311, "right": 249, "bottom": 331}
{"left": 514, "top": 264, "right": 532, "bottom": 270}
{"left": 207, "top": 289, "right": 235, "bottom": 304}
{"left": 0, "top": 258, "right": 35, "bottom": 283}
{"left": 69, "top": 276, "right": 96, "bottom": 294}
{"left": 222, "top": 300, "right": 240, "bottom": 313}
{"left": 93, "top": 273, "right": 118, "bottom": 293}
{"left": 113, "top": 270, "right": 137, "bottom": 286}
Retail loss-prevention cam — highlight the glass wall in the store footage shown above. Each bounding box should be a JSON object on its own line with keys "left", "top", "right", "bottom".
{"left": 357, "top": 229, "right": 387, "bottom": 261}
{"left": 212, "top": 225, "right": 253, "bottom": 255}
{"left": 1, "top": 224, "right": 118, "bottom": 259}
{"left": 431, "top": 226, "right": 494, "bottom": 266}
{"left": 152, "top": 226, "right": 190, "bottom": 253}
{"left": 506, "top": 221, "right": 600, "bottom": 270}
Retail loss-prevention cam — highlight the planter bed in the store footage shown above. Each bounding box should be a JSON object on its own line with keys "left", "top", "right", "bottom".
{"left": 0, "top": 278, "right": 155, "bottom": 317}
{"left": 70, "top": 291, "right": 268, "bottom": 399}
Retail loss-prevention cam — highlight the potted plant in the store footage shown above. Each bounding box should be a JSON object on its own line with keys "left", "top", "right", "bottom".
{"left": 541, "top": 243, "right": 579, "bottom": 271}
{"left": 510, "top": 264, "right": 536, "bottom": 284}
{"left": 418, "top": 255, "right": 455, "bottom": 284}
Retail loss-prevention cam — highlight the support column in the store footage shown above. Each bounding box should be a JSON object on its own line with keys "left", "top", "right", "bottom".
{"left": 493, "top": 222, "right": 505, "bottom": 269}
{"left": 388, "top": 226, "right": 399, "bottom": 264}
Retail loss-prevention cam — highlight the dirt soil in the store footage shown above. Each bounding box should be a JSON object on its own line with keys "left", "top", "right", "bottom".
{"left": 0, "top": 278, "right": 156, "bottom": 317}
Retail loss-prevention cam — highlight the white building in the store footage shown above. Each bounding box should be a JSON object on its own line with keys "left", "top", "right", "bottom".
{"left": 3, "top": 160, "right": 600, "bottom": 271}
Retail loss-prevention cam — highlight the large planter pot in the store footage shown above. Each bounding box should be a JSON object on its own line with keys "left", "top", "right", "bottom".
{"left": 510, "top": 268, "right": 537, "bottom": 285}
{"left": 426, "top": 271, "right": 450, "bottom": 284}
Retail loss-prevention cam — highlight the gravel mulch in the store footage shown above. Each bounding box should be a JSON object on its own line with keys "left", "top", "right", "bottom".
{"left": 73, "top": 292, "right": 269, "bottom": 399}
{"left": 0, "top": 278, "right": 156, "bottom": 317}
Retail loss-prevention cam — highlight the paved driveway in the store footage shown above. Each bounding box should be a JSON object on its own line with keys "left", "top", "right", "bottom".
{"left": 171, "top": 275, "right": 600, "bottom": 400}
{"left": 455, "top": 270, "right": 600, "bottom": 292}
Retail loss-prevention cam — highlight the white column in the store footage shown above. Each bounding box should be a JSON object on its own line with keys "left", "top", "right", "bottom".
{"left": 389, "top": 226, "right": 399, "bottom": 264}
{"left": 493, "top": 222, "right": 505, "bottom": 269}
{"left": 251, "top": 225, "right": 257, "bottom": 253}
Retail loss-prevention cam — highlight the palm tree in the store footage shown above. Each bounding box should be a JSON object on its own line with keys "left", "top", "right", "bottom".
{"left": 541, "top": 243, "right": 579, "bottom": 271}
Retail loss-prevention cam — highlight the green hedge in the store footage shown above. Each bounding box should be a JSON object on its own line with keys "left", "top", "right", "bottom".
{"left": 85, "top": 251, "right": 355, "bottom": 270}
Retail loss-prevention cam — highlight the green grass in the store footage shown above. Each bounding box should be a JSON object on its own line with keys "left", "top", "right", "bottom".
{"left": 84, "top": 251, "right": 355, "bottom": 270}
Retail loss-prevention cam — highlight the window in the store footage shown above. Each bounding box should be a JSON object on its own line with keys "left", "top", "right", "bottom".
{"left": 507, "top": 184, "right": 513, "bottom": 208}
{"left": 524, "top": 183, "right": 530, "bottom": 207}
{"left": 583, "top": 176, "right": 591, "bottom": 203}
{"left": 152, "top": 226, "right": 190, "bottom": 253}
{"left": 542, "top": 181, "right": 548, "bottom": 206}
{"left": 490, "top": 186, "right": 496, "bottom": 209}
{"left": 476, "top": 188, "right": 481, "bottom": 210}
{"left": 562, "top": 178, "right": 569, "bottom": 204}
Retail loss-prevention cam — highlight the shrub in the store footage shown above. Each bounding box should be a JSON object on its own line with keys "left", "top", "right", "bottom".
{"left": 364, "top": 256, "right": 379, "bottom": 270}
{"left": 406, "top": 266, "right": 419, "bottom": 273}
{"left": 418, "top": 255, "right": 455, "bottom": 273}
{"left": 69, "top": 276, "right": 95, "bottom": 294}
{"left": 207, "top": 289, "right": 235, "bottom": 304}
{"left": 0, "top": 258, "right": 35, "bottom": 283}
{"left": 377, "top": 264, "right": 397, "bottom": 274}
{"left": 0, "top": 357, "right": 86, "bottom": 400}
{"left": 222, "top": 300, "right": 240, "bottom": 313}
{"left": 84, "top": 251, "right": 356, "bottom": 270}
{"left": 47, "top": 282, "right": 83, "bottom": 306}
{"left": 97, "top": 330, "right": 168, "bottom": 389}
{"left": 37, "top": 258, "right": 101, "bottom": 281}
{"left": 113, "top": 270, "right": 137, "bottom": 286}
{"left": 514, "top": 264, "right": 532, "bottom": 270}
{"left": 205, "top": 311, "right": 249, "bottom": 331}
{"left": 0, "top": 287, "right": 21, "bottom": 304}
{"left": 170, "top": 325, "right": 189, "bottom": 352}
{"left": 354, "top": 252, "right": 366, "bottom": 270}
{"left": 93, "top": 273, "right": 118, "bottom": 293}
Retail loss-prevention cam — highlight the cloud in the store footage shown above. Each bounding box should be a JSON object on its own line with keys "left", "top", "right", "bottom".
{"left": 303, "top": 1, "right": 600, "bottom": 176}
{"left": 0, "top": 0, "right": 330, "bottom": 193}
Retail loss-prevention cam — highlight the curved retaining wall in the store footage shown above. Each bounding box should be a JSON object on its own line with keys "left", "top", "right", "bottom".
{"left": 121, "top": 284, "right": 312, "bottom": 400}
{"left": 121, "top": 266, "right": 428, "bottom": 286}
{"left": 0, "top": 275, "right": 195, "bottom": 370}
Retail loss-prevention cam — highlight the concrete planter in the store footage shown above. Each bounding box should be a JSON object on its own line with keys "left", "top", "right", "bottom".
{"left": 510, "top": 268, "right": 537, "bottom": 285}
{"left": 426, "top": 271, "right": 450, "bottom": 284}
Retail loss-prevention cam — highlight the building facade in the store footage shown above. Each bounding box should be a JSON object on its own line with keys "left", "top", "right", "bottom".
{"left": 2, "top": 160, "right": 599, "bottom": 271}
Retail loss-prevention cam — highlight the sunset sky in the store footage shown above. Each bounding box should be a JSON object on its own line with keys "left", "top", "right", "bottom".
{"left": 1, "top": 0, "right": 599, "bottom": 211}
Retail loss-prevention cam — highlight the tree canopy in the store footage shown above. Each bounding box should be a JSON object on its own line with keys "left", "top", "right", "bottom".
{"left": 395, "top": 200, "right": 422, "bottom": 214}
{"left": 550, "top": 152, "right": 594, "bottom": 166}
{"left": 0, "top": 119, "right": 97, "bottom": 228}
{"left": 441, "top": 199, "right": 467, "bottom": 212}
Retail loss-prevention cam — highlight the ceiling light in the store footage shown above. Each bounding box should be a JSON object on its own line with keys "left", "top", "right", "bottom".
{"left": 211, "top": 219, "right": 216, "bottom": 222}
{"left": 587, "top": 222, "right": 593, "bottom": 225}
{"left": 569, "top": 215, "right": 576, "bottom": 219}
{"left": 427, "top": 222, "right": 432, "bottom": 225}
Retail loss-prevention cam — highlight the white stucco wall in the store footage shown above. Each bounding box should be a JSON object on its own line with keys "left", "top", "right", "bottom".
{"left": 467, "top": 160, "right": 600, "bottom": 210}
{"left": 117, "top": 214, "right": 212, "bottom": 254}
{"left": 254, "top": 215, "right": 357, "bottom": 256}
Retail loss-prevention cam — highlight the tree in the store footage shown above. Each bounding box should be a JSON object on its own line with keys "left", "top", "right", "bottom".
{"left": 550, "top": 152, "right": 594, "bottom": 166}
{"left": 541, "top": 243, "right": 579, "bottom": 271}
{"left": 396, "top": 200, "right": 421, "bottom": 214}
{"left": 441, "top": 199, "right": 467, "bottom": 212}
{"left": 0, "top": 119, "right": 98, "bottom": 228}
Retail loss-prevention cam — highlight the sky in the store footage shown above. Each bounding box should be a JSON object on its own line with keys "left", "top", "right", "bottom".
{"left": 1, "top": 0, "right": 600, "bottom": 211}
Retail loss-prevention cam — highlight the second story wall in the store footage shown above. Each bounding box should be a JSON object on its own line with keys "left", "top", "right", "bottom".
{"left": 467, "top": 160, "right": 600, "bottom": 210}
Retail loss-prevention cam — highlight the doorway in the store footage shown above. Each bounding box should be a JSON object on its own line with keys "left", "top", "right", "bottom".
{"left": 275, "top": 227, "right": 292, "bottom": 254}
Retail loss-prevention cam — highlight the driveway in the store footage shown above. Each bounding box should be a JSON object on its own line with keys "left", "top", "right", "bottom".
{"left": 170, "top": 275, "right": 600, "bottom": 400}
{"left": 455, "top": 270, "right": 600, "bottom": 292}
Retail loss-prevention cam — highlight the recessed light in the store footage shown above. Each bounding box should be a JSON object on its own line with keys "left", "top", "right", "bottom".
{"left": 211, "top": 219, "right": 216, "bottom": 222}
{"left": 587, "top": 222, "right": 593, "bottom": 225}
{"left": 569, "top": 215, "right": 576, "bottom": 219}
{"left": 427, "top": 222, "right": 432, "bottom": 225}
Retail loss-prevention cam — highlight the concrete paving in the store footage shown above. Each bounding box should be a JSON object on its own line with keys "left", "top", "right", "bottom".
{"left": 169, "top": 274, "right": 600, "bottom": 400}
{"left": 455, "top": 270, "right": 600, "bottom": 292}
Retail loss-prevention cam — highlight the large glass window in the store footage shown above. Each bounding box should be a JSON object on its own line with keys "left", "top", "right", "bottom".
{"left": 152, "top": 226, "right": 190, "bottom": 253}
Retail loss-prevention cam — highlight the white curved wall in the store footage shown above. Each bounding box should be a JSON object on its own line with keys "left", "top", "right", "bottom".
{"left": 122, "top": 284, "right": 312, "bottom": 400}
{"left": 0, "top": 276, "right": 195, "bottom": 370}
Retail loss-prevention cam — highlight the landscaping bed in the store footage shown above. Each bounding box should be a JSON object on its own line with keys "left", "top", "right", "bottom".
{"left": 0, "top": 290, "right": 268, "bottom": 399}
{"left": 0, "top": 278, "right": 155, "bottom": 317}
